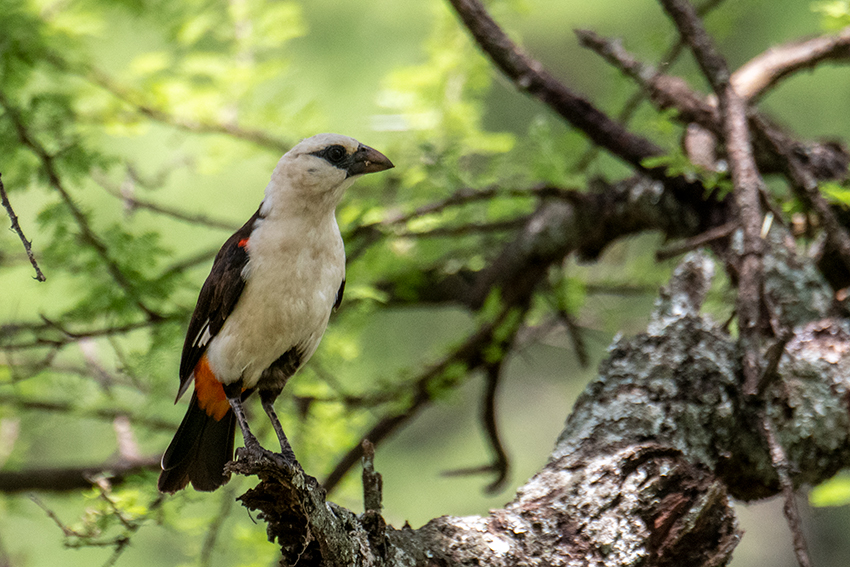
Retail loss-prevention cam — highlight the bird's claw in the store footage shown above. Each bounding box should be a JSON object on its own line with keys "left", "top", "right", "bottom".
{"left": 236, "top": 443, "right": 303, "bottom": 473}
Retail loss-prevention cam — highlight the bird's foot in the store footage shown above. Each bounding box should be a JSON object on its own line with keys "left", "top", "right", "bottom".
{"left": 236, "top": 442, "right": 303, "bottom": 473}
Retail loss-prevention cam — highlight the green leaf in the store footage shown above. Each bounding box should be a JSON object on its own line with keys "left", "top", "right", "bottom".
{"left": 810, "top": 474, "right": 850, "bottom": 506}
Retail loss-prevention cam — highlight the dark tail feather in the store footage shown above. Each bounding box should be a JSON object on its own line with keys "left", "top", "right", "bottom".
{"left": 158, "top": 392, "right": 236, "bottom": 493}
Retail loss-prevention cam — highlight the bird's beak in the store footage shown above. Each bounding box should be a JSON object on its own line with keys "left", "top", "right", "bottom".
{"left": 347, "top": 144, "right": 394, "bottom": 177}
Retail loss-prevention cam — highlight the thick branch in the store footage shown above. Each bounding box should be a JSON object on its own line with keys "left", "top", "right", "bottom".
{"left": 377, "top": 177, "right": 726, "bottom": 309}
{"left": 225, "top": 250, "right": 850, "bottom": 566}
{"left": 0, "top": 456, "right": 160, "bottom": 493}
{"left": 447, "top": 0, "right": 673, "bottom": 176}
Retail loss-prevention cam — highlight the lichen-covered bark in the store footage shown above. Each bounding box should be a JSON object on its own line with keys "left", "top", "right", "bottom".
{"left": 228, "top": 239, "right": 850, "bottom": 566}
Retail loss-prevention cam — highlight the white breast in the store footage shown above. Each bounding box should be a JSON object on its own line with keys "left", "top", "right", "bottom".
{"left": 205, "top": 211, "right": 345, "bottom": 388}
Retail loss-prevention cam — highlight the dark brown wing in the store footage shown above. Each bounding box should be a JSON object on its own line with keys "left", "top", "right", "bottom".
{"left": 175, "top": 208, "right": 262, "bottom": 400}
{"left": 334, "top": 278, "right": 345, "bottom": 311}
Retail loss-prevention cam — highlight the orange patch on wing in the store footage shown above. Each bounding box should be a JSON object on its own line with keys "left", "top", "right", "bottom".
{"left": 237, "top": 238, "right": 249, "bottom": 248}
{"left": 194, "top": 355, "right": 230, "bottom": 420}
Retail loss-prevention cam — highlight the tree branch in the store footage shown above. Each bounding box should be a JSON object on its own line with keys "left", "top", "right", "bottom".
{"left": 446, "top": 0, "right": 667, "bottom": 172}
{"left": 0, "top": 91, "right": 164, "bottom": 321}
{"left": 49, "top": 54, "right": 292, "bottom": 153}
{"left": 733, "top": 26, "right": 850, "bottom": 102}
{"left": 575, "top": 28, "right": 850, "bottom": 182}
{"left": 0, "top": 456, "right": 160, "bottom": 493}
{"left": 323, "top": 301, "right": 528, "bottom": 493}
{"left": 0, "top": 174, "right": 46, "bottom": 282}
{"left": 93, "top": 171, "right": 240, "bottom": 231}
{"left": 221, "top": 248, "right": 850, "bottom": 566}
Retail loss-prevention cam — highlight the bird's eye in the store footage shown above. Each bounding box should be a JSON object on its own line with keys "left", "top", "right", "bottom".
{"left": 325, "top": 145, "right": 347, "bottom": 164}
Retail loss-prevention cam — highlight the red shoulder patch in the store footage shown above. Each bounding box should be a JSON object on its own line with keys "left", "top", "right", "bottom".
{"left": 237, "top": 238, "right": 249, "bottom": 248}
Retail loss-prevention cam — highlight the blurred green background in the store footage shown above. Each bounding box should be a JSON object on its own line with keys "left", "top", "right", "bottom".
{"left": 1, "top": 0, "right": 850, "bottom": 565}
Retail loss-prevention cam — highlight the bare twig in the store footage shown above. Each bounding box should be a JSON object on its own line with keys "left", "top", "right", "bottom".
{"left": 753, "top": 113, "right": 850, "bottom": 272}
{"left": 394, "top": 218, "right": 527, "bottom": 238}
{"left": 0, "top": 174, "right": 45, "bottom": 281}
{"left": 0, "top": 314, "right": 179, "bottom": 351}
{"left": 572, "top": 0, "right": 728, "bottom": 170}
{"left": 378, "top": 184, "right": 563, "bottom": 227}
{"left": 440, "top": 360, "right": 511, "bottom": 493}
{"left": 733, "top": 26, "right": 850, "bottom": 102}
{"left": 323, "top": 303, "right": 527, "bottom": 493}
{"left": 755, "top": 331, "right": 793, "bottom": 395}
{"left": 361, "top": 439, "right": 383, "bottom": 513}
{"left": 29, "top": 495, "right": 86, "bottom": 537}
{"left": 446, "top": 0, "right": 666, "bottom": 172}
{"left": 200, "top": 487, "right": 236, "bottom": 567}
{"left": 158, "top": 246, "right": 220, "bottom": 279}
{"left": 575, "top": 28, "right": 720, "bottom": 136}
{"left": 93, "top": 171, "right": 240, "bottom": 231}
{"left": 759, "top": 411, "right": 813, "bottom": 567}
{"left": 555, "top": 307, "right": 591, "bottom": 368}
{"left": 44, "top": 52, "right": 292, "bottom": 153}
{"left": 656, "top": 220, "right": 738, "bottom": 261}
{"left": 658, "top": 0, "right": 765, "bottom": 394}
{"left": 0, "top": 395, "right": 175, "bottom": 432}
{"left": 481, "top": 361, "right": 509, "bottom": 493}
{"left": 576, "top": 28, "right": 850, "bottom": 185}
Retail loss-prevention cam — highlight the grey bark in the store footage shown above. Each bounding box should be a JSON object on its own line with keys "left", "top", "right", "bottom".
{"left": 227, "top": 225, "right": 850, "bottom": 566}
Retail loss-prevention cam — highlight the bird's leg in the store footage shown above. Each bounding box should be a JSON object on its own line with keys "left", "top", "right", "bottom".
{"left": 258, "top": 388, "right": 301, "bottom": 469}
{"left": 223, "top": 388, "right": 263, "bottom": 454}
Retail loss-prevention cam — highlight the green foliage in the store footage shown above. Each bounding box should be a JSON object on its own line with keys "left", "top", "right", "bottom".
{"left": 642, "top": 151, "right": 733, "bottom": 198}
{"left": 811, "top": 0, "right": 850, "bottom": 30}
{"left": 811, "top": 473, "right": 850, "bottom": 506}
{"left": 821, "top": 180, "right": 850, "bottom": 208}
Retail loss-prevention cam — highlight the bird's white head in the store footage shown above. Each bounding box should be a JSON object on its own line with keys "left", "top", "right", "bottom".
{"left": 264, "top": 133, "right": 394, "bottom": 215}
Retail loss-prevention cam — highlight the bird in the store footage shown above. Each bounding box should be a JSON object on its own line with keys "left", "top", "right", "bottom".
{"left": 157, "top": 133, "right": 394, "bottom": 493}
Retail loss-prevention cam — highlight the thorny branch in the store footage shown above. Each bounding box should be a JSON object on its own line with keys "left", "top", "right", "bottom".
{"left": 0, "top": 174, "right": 46, "bottom": 281}
{"left": 0, "top": 91, "right": 164, "bottom": 321}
